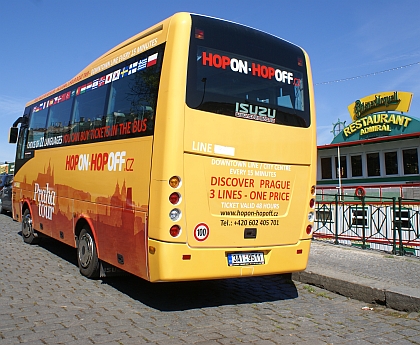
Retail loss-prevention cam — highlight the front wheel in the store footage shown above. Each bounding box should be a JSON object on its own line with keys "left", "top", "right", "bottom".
{"left": 22, "top": 209, "right": 39, "bottom": 244}
{"left": 77, "top": 228, "right": 100, "bottom": 278}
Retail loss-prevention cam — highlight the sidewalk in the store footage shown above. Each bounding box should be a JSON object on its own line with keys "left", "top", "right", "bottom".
{"left": 292, "top": 240, "right": 420, "bottom": 312}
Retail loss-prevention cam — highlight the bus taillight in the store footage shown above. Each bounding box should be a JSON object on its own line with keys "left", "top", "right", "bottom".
{"left": 169, "top": 192, "right": 180, "bottom": 205}
{"left": 306, "top": 224, "right": 313, "bottom": 235}
{"left": 170, "top": 225, "right": 181, "bottom": 237}
{"left": 309, "top": 198, "right": 315, "bottom": 208}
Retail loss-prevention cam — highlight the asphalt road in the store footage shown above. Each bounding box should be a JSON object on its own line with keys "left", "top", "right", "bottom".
{"left": 0, "top": 213, "right": 419, "bottom": 344}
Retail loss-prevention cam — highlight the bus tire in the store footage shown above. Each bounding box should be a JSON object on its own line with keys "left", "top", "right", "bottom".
{"left": 77, "top": 228, "right": 100, "bottom": 278}
{"left": 22, "top": 209, "right": 39, "bottom": 244}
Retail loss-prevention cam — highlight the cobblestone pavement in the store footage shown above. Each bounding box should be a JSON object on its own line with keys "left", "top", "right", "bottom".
{"left": 307, "top": 241, "right": 420, "bottom": 290}
{"left": 1, "top": 213, "right": 419, "bottom": 345}
{"left": 293, "top": 240, "right": 420, "bottom": 312}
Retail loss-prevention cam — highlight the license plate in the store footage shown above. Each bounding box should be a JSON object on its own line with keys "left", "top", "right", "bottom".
{"left": 227, "top": 252, "right": 264, "bottom": 266}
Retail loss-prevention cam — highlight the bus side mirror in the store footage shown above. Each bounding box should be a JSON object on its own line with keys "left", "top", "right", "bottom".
{"left": 8, "top": 127, "right": 18, "bottom": 144}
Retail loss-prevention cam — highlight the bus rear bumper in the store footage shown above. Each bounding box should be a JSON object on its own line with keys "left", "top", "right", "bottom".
{"left": 147, "top": 239, "right": 312, "bottom": 282}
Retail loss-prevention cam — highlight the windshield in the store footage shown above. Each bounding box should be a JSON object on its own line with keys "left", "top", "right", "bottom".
{"left": 186, "top": 15, "right": 310, "bottom": 128}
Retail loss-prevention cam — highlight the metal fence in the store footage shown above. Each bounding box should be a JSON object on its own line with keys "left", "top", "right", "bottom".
{"left": 314, "top": 194, "right": 420, "bottom": 257}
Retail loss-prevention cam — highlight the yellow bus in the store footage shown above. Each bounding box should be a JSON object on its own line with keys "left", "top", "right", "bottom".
{"left": 9, "top": 12, "right": 316, "bottom": 282}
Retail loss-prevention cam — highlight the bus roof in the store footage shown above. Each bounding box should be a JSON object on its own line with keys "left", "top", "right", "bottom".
{"left": 26, "top": 12, "right": 305, "bottom": 107}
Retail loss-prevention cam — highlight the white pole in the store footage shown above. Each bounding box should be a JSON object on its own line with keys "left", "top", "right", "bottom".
{"left": 337, "top": 146, "right": 342, "bottom": 196}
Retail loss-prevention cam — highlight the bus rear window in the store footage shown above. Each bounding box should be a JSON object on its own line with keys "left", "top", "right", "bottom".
{"left": 186, "top": 15, "right": 310, "bottom": 128}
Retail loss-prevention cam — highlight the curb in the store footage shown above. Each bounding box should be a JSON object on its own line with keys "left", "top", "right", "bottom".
{"left": 292, "top": 269, "right": 420, "bottom": 312}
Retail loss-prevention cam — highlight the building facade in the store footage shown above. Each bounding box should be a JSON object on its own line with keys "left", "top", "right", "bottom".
{"left": 315, "top": 91, "right": 420, "bottom": 256}
{"left": 317, "top": 91, "right": 420, "bottom": 200}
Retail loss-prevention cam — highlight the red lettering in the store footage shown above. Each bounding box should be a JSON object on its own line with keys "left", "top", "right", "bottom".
{"left": 91, "top": 153, "right": 109, "bottom": 171}
{"left": 269, "top": 192, "right": 290, "bottom": 201}
{"left": 213, "top": 54, "right": 222, "bottom": 68}
{"left": 252, "top": 63, "right": 276, "bottom": 79}
{"left": 119, "top": 122, "right": 131, "bottom": 134}
{"left": 71, "top": 132, "right": 80, "bottom": 142}
{"left": 65, "top": 155, "right": 78, "bottom": 170}
{"left": 65, "top": 155, "right": 71, "bottom": 170}
{"left": 97, "top": 153, "right": 103, "bottom": 170}
{"left": 125, "top": 158, "right": 134, "bottom": 172}
{"left": 102, "top": 153, "right": 109, "bottom": 168}
{"left": 217, "top": 190, "right": 242, "bottom": 199}
{"left": 259, "top": 180, "right": 291, "bottom": 189}
{"left": 221, "top": 56, "right": 230, "bottom": 69}
{"left": 210, "top": 176, "right": 255, "bottom": 188}
{"left": 91, "top": 153, "right": 98, "bottom": 171}
{"left": 202, "top": 52, "right": 213, "bottom": 66}
{"left": 261, "top": 65, "right": 268, "bottom": 78}
{"left": 250, "top": 191, "right": 267, "bottom": 200}
{"left": 252, "top": 63, "right": 261, "bottom": 76}
{"left": 202, "top": 53, "right": 232, "bottom": 70}
{"left": 132, "top": 119, "right": 148, "bottom": 133}
{"left": 268, "top": 67, "right": 275, "bottom": 79}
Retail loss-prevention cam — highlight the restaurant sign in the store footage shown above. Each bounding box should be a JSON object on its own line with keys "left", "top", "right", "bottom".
{"left": 331, "top": 91, "right": 420, "bottom": 144}
{"left": 347, "top": 91, "right": 413, "bottom": 121}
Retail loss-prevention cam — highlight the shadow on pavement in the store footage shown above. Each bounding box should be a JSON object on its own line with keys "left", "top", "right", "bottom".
{"left": 103, "top": 273, "right": 298, "bottom": 311}
{"left": 20, "top": 232, "right": 80, "bottom": 266}
{"left": 20, "top": 233, "right": 299, "bottom": 311}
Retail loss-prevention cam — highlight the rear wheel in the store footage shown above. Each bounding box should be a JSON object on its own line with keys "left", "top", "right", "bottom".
{"left": 0, "top": 199, "right": 4, "bottom": 214}
{"left": 22, "top": 209, "right": 39, "bottom": 244}
{"left": 77, "top": 228, "right": 100, "bottom": 278}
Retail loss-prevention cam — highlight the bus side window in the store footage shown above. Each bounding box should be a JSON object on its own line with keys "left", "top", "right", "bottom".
{"left": 106, "top": 68, "right": 159, "bottom": 129}
{"left": 71, "top": 85, "right": 108, "bottom": 136}
{"left": 28, "top": 108, "right": 48, "bottom": 147}
{"left": 46, "top": 100, "right": 72, "bottom": 139}
{"left": 17, "top": 127, "right": 28, "bottom": 160}
{"left": 107, "top": 75, "right": 133, "bottom": 126}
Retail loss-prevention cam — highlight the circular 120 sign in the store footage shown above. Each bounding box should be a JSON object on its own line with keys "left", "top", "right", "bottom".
{"left": 194, "top": 223, "right": 209, "bottom": 241}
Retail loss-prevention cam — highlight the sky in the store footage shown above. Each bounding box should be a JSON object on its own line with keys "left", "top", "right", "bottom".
{"left": 1, "top": 0, "right": 420, "bottom": 163}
